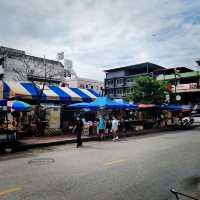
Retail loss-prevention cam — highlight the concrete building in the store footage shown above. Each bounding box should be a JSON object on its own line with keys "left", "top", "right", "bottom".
{"left": 0, "top": 46, "right": 65, "bottom": 85}
{"left": 104, "top": 61, "right": 200, "bottom": 103}
{"left": 64, "top": 76, "right": 104, "bottom": 95}
{"left": 104, "top": 62, "right": 165, "bottom": 99}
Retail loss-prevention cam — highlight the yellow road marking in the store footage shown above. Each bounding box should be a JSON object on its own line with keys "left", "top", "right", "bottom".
{"left": 0, "top": 187, "right": 22, "bottom": 196}
{"left": 104, "top": 159, "right": 126, "bottom": 167}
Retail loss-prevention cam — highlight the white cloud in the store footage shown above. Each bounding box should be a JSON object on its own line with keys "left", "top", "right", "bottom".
{"left": 0, "top": 0, "right": 200, "bottom": 80}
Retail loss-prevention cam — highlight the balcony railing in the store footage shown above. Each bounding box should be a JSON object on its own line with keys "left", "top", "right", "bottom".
{"left": 115, "top": 83, "right": 124, "bottom": 87}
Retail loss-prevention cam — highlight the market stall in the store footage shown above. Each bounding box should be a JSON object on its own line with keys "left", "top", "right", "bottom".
{"left": 67, "top": 97, "right": 137, "bottom": 136}
{"left": 0, "top": 81, "right": 100, "bottom": 136}
{"left": 0, "top": 100, "right": 33, "bottom": 140}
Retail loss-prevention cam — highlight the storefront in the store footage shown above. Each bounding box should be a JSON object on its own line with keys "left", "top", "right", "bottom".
{"left": 172, "top": 83, "right": 200, "bottom": 104}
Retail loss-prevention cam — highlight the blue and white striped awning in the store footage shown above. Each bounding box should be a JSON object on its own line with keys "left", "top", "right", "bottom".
{"left": 0, "top": 81, "right": 101, "bottom": 102}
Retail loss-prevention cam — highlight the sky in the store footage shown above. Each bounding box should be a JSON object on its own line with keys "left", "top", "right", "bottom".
{"left": 0, "top": 0, "right": 200, "bottom": 81}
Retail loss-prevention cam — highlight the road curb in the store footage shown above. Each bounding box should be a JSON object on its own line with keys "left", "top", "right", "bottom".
{"left": 16, "top": 136, "right": 99, "bottom": 151}
{"left": 2, "top": 126, "right": 199, "bottom": 153}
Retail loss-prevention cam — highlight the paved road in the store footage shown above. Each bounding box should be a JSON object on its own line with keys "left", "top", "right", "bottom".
{"left": 0, "top": 128, "right": 200, "bottom": 200}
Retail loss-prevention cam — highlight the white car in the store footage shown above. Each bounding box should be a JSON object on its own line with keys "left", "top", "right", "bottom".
{"left": 182, "top": 113, "right": 200, "bottom": 126}
{"left": 191, "top": 113, "right": 200, "bottom": 125}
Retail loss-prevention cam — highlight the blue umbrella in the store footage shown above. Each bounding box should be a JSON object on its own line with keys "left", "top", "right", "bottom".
{"left": 113, "top": 99, "right": 137, "bottom": 110}
{"left": 89, "top": 97, "right": 130, "bottom": 110}
{"left": 7, "top": 100, "right": 32, "bottom": 111}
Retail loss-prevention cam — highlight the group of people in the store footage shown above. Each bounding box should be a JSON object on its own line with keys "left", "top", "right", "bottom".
{"left": 98, "top": 116, "right": 119, "bottom": 141}
{"left": 73, "top": 116, "right": 120, "bottom": 148}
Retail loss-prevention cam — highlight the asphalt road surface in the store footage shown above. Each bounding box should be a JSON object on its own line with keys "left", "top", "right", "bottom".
{"left": 0, "top": 128, "right": 200, "bottom": 200}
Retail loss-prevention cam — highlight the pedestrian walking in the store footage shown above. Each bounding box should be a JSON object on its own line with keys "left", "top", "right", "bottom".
{"left": 74, "top": 117, "right": 84, "bottom": 147}
{"left": 111, "top": 116, "right": 119, "bottom": 141}
{"left": 98, "top": 116, "right": 106, "bottom": 141}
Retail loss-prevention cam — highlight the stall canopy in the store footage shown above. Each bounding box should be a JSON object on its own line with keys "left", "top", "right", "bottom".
{"left": 113, "top": 99, "right": 137, "bottom": 110}
{"left": 89, "top": 97, "right": 135, "bottom": 110}
{"left": 0, "top": 81, "right": 100, "bottom": 102}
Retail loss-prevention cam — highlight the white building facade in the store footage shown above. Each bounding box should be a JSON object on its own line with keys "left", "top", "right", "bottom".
{"left": 65, "top": 77, "right": 104, "bottom": 95}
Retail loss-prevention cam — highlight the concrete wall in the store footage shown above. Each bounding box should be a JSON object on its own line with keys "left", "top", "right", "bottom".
{"left": 0, "top": 46, "right": 64, "bottom": 84}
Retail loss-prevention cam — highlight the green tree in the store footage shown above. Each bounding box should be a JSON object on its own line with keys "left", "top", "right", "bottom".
{"left": 126, "top": 76, "right": 169, "bottom": 104}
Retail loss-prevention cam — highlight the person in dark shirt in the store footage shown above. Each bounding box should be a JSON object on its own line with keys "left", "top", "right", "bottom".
{"left": 74, "top": 117, "right": 84, "bottom": 147}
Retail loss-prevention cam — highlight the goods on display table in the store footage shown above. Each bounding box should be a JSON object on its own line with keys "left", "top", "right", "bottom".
{"left": 0, "top": 99, "right": 33, "bottom": 141}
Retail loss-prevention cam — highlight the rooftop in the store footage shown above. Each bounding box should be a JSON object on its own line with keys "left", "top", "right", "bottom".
{"left": 104, "top": 62, "right": 165, "bottom": 73}
{"left": 154, "top": 67, "right": 194, "bottom": 75}
{"left": 0, "top": 46, "right": 63, "bottom": 66}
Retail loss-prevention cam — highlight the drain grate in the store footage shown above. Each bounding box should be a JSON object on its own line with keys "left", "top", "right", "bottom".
{"left": 28, "top": 158, "right": 55, "bottom": 166}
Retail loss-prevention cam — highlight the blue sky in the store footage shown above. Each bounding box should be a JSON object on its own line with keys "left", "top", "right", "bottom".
{"left": 0, "top": 0, "right": 200, "bottom": 80}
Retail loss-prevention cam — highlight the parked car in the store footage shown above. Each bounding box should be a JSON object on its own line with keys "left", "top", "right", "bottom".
{"left": 182, "top": 113, "right": 200, "bottom": 127}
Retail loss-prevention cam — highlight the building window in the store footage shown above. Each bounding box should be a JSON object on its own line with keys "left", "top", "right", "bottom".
{"left": 107, "top": 80, "right": 114, "bottom": 85}
{"left": 116, "top": 78, "right": 123, "bottom": 85}
{"left": 108, "top": 89, "right": 114, "bottom": 95}
{"left": 116, "top": 88, "right": 123, "bottom": 95}
{"left": 106, "top": 80, "right": 114, "bottom": 87}
{"left": 126, "top": 78, "right": 132, "bottom": 83}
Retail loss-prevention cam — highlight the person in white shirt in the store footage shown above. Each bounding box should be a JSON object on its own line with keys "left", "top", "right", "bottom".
{"left": 111, "top": 116, "right": 119, "bottom": 140}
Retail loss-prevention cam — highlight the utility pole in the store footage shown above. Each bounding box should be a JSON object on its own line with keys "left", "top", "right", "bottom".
{"left": 174, "top": 68, "right": 177, "bottom": 95}
{"left": 174, "top": 68, "right": 180, "bottom": 102}
{"left": 196, "top": 60, "right": 200, "bottom": 88}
